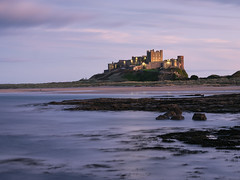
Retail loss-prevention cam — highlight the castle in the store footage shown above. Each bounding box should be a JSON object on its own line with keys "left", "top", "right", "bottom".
{"left": 105, "top": 49, "right": 184, "bottom": 73}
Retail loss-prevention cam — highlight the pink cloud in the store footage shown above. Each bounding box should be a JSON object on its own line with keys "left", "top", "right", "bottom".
{"left": 0, "top": 0, "right": 94, "bottom": 28}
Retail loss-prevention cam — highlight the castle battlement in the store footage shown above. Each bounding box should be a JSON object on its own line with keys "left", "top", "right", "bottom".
{"left": 106, "top": 49, "right": 184, "bottom": 72}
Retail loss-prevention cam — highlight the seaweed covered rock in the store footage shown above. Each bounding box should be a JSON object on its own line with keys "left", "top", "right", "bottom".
{"left": 168, "top": 104, "right": 182, "bottom": 115}
{"left": 164, "top": 111, "right": 177, "bottom": 118}
{"left": 160, "top": 126, "right": 240, "bottom": 150}
{"left": 192, "top": 113, "right": 207, "bottom": 121}
{"left": 171, "top": 115, "right": 184, "bottom": 120}
{"left": 156, "top": 115, "right": 168, "bottom": 120}
{"left": 156, "top": 104, "right": 184, "bottom": 120}
{"left": 48, "top": 93, "right": 240, "bottom": 113}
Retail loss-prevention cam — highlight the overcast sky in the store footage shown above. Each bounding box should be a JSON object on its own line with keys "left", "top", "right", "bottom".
{"left": 1, "top": 0, "right": 240, "bottom": 83}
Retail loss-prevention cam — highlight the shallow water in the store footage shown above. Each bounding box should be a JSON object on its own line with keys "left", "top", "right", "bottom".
{"left": 0, "top": 92, "right": 240, "bottom": 180}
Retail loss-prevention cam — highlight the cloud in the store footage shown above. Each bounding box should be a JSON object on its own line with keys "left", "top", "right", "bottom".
{"left": 168, "top": 0, "right": 240, "bottom": 6}
{"left": 0, "top": 58, "right": 29, "bottom": 63}
{"left": 0, "top": 0, "right": 93, "bottom": 28}
{"left": 200, "top": 38, "right": 230, "bottom": 44}
{"left": 203, "top": 0, "right": 240, "bottom": 6}
{"left": 46, "top": 28, "right": 131, "bottom": 43}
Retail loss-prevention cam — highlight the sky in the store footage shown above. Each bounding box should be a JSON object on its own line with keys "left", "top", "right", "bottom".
{"left": 0, "top": 0, "right": 240, "bottom": 83}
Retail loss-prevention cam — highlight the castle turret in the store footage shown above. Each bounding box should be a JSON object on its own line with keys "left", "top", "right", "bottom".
{"left": 160, "top": 50, "right": 163, "bottom": 61}
{"left": 177, "top": 56, "right": 184, "bottom": 69}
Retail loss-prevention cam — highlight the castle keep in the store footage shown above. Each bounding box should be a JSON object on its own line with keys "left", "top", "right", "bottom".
{"left": 106, "top": 49, "right": 184, "bottom": 72}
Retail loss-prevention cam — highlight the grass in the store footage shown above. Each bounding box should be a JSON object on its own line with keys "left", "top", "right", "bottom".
{"left": 1, "top": 77, "right": 240, "bottom": 89}
{"left": 124, "top": 70, "right": 159, "bottom": 81}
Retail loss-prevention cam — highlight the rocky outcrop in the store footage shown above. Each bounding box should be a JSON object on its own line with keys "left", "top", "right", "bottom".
{"left": 160, "top": 126, "right": 240, "bottom": 150}
{"left": 158, "top": 68, "right": 188, "bottom": 80}
{"left": 48, "top": 93, "right": 240, "bottom": 114}
{"left": 90, "top": 68, "right": 188, "bottom": 82}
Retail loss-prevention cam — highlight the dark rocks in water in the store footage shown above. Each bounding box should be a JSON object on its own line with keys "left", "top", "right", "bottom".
{"left": 192, "top": 113, "right": 207, "bottom": 121}
{"left": 167, "top": 104, "right": 182, "bottom": 115}
{"left": 171, "top": 115, "right": 184, "bottom": 120}
{"left": 48, "top": 93, "right": 240, "bottom": 113}
{"left": 156, "top": 104, "right": 184, "bottom": 120}
{"left": 160, "top": 126, "right": 240, "bottom": 150}
{"left": 0, "top": 158, "right": 44, "bottom": 166}
{"left": 164, "top": 111, "right": 177, "bottom": 118}
{"left": 184, "top": 94, "right": 204, "bottom": 97}
{"left": 84, "top": 164, "right": 111, "bottom": 169}
{"left": 156, "top": 115, "right": 168, "bottom": 120}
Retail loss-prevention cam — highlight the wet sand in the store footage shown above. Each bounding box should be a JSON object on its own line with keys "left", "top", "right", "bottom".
{"left": 1, "top": 85, "right": 240, "bottom": 94}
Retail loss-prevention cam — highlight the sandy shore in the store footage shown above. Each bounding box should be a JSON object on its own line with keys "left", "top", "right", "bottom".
{"left": 0, "top": 85, "right": 240, "bottom": 94}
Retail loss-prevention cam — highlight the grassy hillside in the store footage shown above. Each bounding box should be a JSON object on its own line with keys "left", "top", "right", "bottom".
{"left": 124, "top": 69, "right": 159, "bottom": 81}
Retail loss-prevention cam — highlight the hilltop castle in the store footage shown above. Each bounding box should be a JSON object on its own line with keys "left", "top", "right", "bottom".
{"left": 105, "top": 49, "right": 184, "bottom": 73}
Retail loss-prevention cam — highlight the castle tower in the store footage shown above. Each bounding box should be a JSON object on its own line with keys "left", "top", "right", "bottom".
{"left": 177, "top": 56, "right": 184, "bottom": 69}
{"left": 146, "top": 49, "right": 163, "bottom": 63}
{"left": 160, "top": 50, "right": 163, "bottom": 61}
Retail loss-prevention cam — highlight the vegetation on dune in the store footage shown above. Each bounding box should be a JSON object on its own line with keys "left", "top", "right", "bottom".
{"left": 190, "top": 75, "right": 199, "bottom": 80}
{"left": 122, "top": 68, "right": 188, "bottom": 81}
{"left": 0, "top": 70, "right": 240, "bottom": 89}
{"left": 173, "top": 68, "right": 189, "bottom": 79}
{"left": 207, "top": 74, "right": 221, "bottom": 79}
{"left": 231, "top": 71, "right": 240, "bottom": 78}
{"left": 124, "top": 70, "right": 159, "bottom": 81}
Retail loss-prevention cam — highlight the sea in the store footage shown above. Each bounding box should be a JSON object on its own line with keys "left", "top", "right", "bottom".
{"left": 0, "top": 89, "right": 240, "bottom": 180}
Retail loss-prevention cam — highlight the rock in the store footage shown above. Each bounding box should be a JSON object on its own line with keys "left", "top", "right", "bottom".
{"left": 156, "top": 105, "right": 184, "bottom": 120}
{"left": 164, "top": 111, "right": 176, "bottom": 118}
{"left": 156, "top": 115, "right": 168, "bottom": 120}
{"left": 160, "top": 126, "right": 240, "bottom": 150}
{"left": 192, "top": 113, "right": 207, "bottom": 121}
{"left": 171, "top": 115, "right": 184, "bottom": 120}
{"left": 49, "top": 93, "right": 240, "bottom": 113}
{"left": 169, "top": 104, "right": 182, "bottom": 115}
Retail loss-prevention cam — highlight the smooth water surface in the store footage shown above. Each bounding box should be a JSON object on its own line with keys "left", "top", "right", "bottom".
{"left": 0, "top": 92, "right": 240, "bottom": 180}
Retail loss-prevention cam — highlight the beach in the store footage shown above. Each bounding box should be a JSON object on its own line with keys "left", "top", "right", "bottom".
{"left": 1, "top": 85, "right": 240, "bottom": 94}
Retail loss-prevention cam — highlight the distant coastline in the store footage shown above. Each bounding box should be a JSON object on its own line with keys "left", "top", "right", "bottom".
{"left": 1, "top": 85, "right": 240, "bottom": 94}
{"left": 0, "top": 77, "right": 240, "bottom": 89}
{"left": 0, "top": 70, "right": 240, "bottom": 90}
